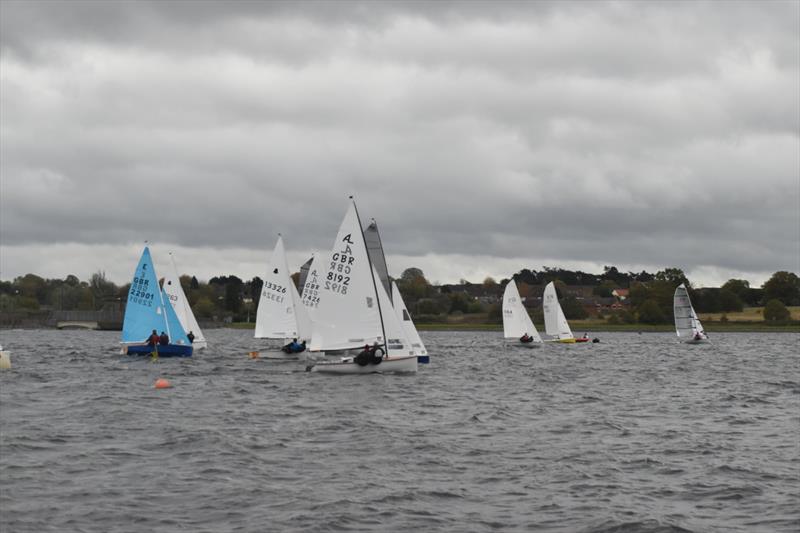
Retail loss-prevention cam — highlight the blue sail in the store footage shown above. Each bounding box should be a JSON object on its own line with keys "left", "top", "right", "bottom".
{"left": 122, "top": 247, "right": 164, "bottom": 343}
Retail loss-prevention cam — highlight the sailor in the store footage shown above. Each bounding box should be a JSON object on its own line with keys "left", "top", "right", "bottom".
{"left": 159, "top": 331, "right": 169, "bottom": 345}
{"left": 520, "top": 333, "right": 532, "bottom": 343}
{"left": 147, "top": 330, "right": 160, "bottom": 347}
{"left": 187, "top": 331, "right": 195, "bottom": 344}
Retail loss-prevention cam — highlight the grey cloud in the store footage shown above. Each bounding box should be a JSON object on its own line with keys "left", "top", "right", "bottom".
{"left": 1, "top": 1, "right": 797, "bottom": 283}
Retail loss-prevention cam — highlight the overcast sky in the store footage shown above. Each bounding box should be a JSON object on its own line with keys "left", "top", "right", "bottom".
{"left": 1, "top": 0, "right": 798, "bottom": 287}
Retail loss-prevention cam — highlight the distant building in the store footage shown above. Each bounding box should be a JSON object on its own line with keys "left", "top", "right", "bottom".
{"left": 612, "top": 288, "right": 629, "bottom": 301}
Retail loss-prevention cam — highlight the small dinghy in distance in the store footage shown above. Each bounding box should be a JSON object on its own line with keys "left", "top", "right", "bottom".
{"left": 120, "top": 246, "right": 193, "bottom": 357}
{"left": 542, "top": 281, "right": 577, "bottom": 343}
{"left": 674, "top": 283, "right": 709, "bottom": 344}
{"left": 502, "top": 279, "right": 542, "bottom": 348}
{"left": 306, "top": 199, "right": 417, "bottom": 375}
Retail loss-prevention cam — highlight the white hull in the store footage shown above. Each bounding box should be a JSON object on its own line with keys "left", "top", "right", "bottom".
{"left": 309, "top": 355, "right": 418, "bottom": 374}
{"left": 192, "top": 341, "right": 208, "bottom": 350}
{"left": 0, "top": 350, "right": 10, "bottom": 370}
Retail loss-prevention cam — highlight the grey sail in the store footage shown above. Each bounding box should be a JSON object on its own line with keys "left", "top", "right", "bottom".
{"left": 364, "top": 220, "right": 392, "bottom": 304}
{"left": 297, "top": 255, "right": 314, "bottom": 294}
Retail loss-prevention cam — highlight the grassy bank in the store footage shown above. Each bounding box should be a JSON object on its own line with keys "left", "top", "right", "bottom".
{"left": 414, "top": 323, "right": 799, "bottom": 333}
{"left": 228, "top": 320, "right": 798, "bottom": 333}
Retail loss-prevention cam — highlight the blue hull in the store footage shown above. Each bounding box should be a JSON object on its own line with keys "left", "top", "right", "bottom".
{"left": 418, "top": 355, "right": 430, "bottom": 364}
{"left": 127, "top": 344, "right": 193, "bottom": 357}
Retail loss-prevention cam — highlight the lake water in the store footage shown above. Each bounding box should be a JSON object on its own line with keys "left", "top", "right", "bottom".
{"left": 0, "top": 329, "right": 798, "bottom": 532}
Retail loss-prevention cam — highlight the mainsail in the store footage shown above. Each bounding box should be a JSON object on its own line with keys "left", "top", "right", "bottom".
{"left": 309, "top": 202, "right": 384, "bottom": 352}
{"left": 503, "top": 280, "right": 542, "bottom": 341}
{"left": 254, "top": 236, "right": 312, "bottom": 341}
{"left": 364, "top": 219, "right": 392, "bottom": 304}
{"left": 674, "top": 283, "right": 706, "bottom": 341}
{"left": 163, "top": 253, "right": 207, "bottom": 349}
{"left": 542, "top": 281, "right": 574, "bottom": 340}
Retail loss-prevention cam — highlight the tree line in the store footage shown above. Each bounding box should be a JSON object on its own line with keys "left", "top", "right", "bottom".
{"left": 1, "top": 266, "right": 797, "bottom": 325}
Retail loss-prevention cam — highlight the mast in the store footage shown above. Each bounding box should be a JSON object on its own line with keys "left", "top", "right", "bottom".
{"left": 351, "top": 196, "right": 388, "bottom": 353}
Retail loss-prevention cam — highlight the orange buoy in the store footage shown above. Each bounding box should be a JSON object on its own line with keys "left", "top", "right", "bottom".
{"left": 249, "top": 351, "right": 259, "bottom": 359}
{"left": 154, "top": 378, "right": 172, "bottom": 389}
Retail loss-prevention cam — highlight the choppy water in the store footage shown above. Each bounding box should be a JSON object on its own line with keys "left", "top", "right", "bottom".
{"left": 0, "top": 329, "right": 798, "bottom": 533}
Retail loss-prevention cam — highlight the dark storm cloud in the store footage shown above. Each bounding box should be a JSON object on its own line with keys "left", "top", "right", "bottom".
{"left": 1, "top": 0, "right": 798, "bottom": 284}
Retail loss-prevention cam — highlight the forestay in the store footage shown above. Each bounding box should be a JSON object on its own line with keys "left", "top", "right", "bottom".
{"left": 503, "top": 280, "right": 542, "bottom": 341}
{"left": 392, "top": 282, "right": 428, "bottom": 357}
{"left": 309, "top": 202, "right": 383, "bottom": 352}
{"left": 542, "top": 281, "right": 574, "bottom": 340}
{"left": 122, "top": 246, "right": 190, "bottom": 346}
{"left": 163, "top": 253, "right": 207, "bottom": 349}
{"left": 254, "top": 236, "right": 312, "bottom": 341}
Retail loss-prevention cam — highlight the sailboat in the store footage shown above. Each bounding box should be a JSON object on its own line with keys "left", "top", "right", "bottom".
{"left": 366, "top": 218, "right": 429, "bottom": 364}
{"left": 162, "top": 253, "right": 207, "bottom": 350}
{"left": 392, "top": 281, "right": 429, "bottom": 363}
{"left": 306, "top": 199, "right": 418, "bottom": 374}
{"left": 542, "top": 281, "right": 586, "bottom": 343}
{"left": 120, "top": 246, "right": 193, "bottom": 357}
{"left": 253, "top": 235, "right": 312, "bottom": 357}
{"left": 673, "top": 283, "right": 708, "bottom": 343}
{"left": 503, "top": 280, "right": 542, "bottom": 348}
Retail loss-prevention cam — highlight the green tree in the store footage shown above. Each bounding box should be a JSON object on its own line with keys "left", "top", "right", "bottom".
{"left": 763, "top": 299, "right": 791, "bottom": 322}
{"left": 561, "top": 295, "right": 588, "bottom": 319}
{"left": 638, "top": 299, "right": 666, "bottom": 324}
{"left": 762, "top": 271, "right": 800, "bottom": 306}
{"left": 487, "top": 303, "right": 502, "bottom": 323}
{"left": 194, "top": 297, "right": 216, "bottom": 318}
{"left": 448, "top": 292, "right": 470, "bottom": 314}
{"left": 722, "top": 279, "right": 750, "bottom": 300}
{"left": 718, "top": 289, "right": 743, "bottom": 313}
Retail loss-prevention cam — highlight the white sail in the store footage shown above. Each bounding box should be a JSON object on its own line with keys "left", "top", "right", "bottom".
{"left": 674, "top": 283, "right": 707, "bottom": 342}
{"left": 163, "top": 253, "right": 207, "bottom": 349}
{"left": 542, "top": 281, "right": 574, "bottom": 340}
{"left": 375, "top": 269, "right": 412, "bottom": 356}
{"left": 503, "top": 280, "right": 542, "bottom": 342}
{"left": 254, "top": 236, "right": 312, "bottom": 341}
{"left": 392, "top": 282, "right": 427, "bottom": 357}
{"left": 309, "top": 202, "right": 383, "bottom": 352}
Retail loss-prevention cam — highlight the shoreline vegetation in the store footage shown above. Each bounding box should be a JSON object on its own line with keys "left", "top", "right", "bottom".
{"left": 229, "top": 305, "right": 800, "bottom": 333}
{"left": 2, "top": 268, "right": 798, "bottom": 333}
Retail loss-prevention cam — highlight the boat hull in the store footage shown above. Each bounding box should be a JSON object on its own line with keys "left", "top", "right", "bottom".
{"left": 417, "top": 355, "right": 430, "bottom": 363}
{"left": 681, "top": 338, "right": 709, "bottom": 344}
{"left": 124, "top": 344, "right": 193, "bottom": 357}
{"left": 545, "top": 338, "right": 576, "bottom": 344}
{"left": 308, "top": 355, "right": 418, "bottom": 374}
{"left": 506, "top": 340, "right": 542, "bottom": 349}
